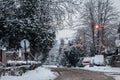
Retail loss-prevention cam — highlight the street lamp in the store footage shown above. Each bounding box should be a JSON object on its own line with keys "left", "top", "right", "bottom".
{"left": 95, "top": 24, "right": 100, "bottom": 30}
{"left": 80, "top": 36, "right": 83, "bottom": 40}
{"left": 80, "top": 36, "right": 84, "bottom": 45}
{"left": 91, "top": 23, "right": 101, "bottom": 55}
{"left": 94, "top": 23, "right": 101, "bottom": 54}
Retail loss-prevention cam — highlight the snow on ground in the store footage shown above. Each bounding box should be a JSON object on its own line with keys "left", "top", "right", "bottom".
{"left": 83, "top": 65, "right": 120, "bottom": 73}
{"left": 113, "top": 75, "right": 120, "bottom": 80}
{"left": 82, "top": 65, "right": 120, "bottom": 80}
{"left": 1, "top": 67, "right": 57, "bottom": 80}
{"left": 42, "top": 65, "right": 58, "bottom": 68}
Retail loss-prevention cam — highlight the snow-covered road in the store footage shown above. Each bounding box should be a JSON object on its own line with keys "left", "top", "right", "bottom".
{"left": 1, "top": 65, "right": 120, "bottom": 80}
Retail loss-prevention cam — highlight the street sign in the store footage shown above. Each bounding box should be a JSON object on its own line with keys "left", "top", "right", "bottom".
{"left": 115, "top": 40, "right": 120, "bottom": 47}
{"left": 20, "top": 39, "right": 30, "bottom": 48}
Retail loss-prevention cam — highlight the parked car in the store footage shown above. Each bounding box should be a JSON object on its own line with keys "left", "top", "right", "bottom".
{"left": 82, "top": 57, "right": 93, "bottom": 66}
{"left": 77, "top": 55, "right": 105, "bottom": 67}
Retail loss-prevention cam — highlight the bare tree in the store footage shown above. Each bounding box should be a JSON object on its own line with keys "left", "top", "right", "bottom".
{"left": 48, "top": 0, "right": 83, "bottom": 30}
{"left": 80, "top": 0, "right": 119, "bottom": 54}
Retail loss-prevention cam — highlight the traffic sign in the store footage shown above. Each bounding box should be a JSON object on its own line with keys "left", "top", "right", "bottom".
{"left": 115, "top": 40, "right": 120, "bottom": 47}
{"left": 20, "top": 39, "right": 30, "bottom": 48}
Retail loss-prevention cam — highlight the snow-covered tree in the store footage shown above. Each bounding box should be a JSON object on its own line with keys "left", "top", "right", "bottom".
{"left": 0, "top": 0, "right": 56, "bottom": 62}
{"left": 0, "top": 0, "right": 84, "bottom": 63}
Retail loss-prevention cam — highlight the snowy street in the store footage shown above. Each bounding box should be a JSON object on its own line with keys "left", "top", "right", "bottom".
{"left": 44, "top": 65, "right": 120, "bottom": 80}
{"left": 53, "top": 66, "right": 120, "bottom": 80}
{"left": 1, "top": 65, "right": 120, "bottom": 80}
{"left": 52, "top": 67, "right": 114, "bottom": 80}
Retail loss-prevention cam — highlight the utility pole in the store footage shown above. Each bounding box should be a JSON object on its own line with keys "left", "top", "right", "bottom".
{"left": 99, "top": 17, "right": 103, "bottom": 55}
{"left": 117, "top": 23, "right": 120, "bottom": 39}
{"left": 83, "top": 32, "right": 86, "bottom": 55}
{"left": 91, "top": 23, "right": 96, "bottom": 55}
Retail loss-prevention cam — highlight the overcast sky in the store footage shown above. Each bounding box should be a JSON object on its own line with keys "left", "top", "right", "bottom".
{"left": 113, "top": 0, "right": 120, "bottom": 11}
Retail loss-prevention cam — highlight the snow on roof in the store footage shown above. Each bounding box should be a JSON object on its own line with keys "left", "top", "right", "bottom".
{"left": 7, "top": 60, "right": 41, "bottom": 65}
{"left": 56, "top": 29, "right": 76, "bottom": 40}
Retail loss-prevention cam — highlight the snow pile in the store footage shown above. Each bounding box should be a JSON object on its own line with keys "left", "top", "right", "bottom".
{"left": 1, "top": 67, "right": 57, "bottom": 80}
{"left": 84, "top": 65, "right": 120, "bottom": 73}
{"left": 113, "top": 75, "right": 120, "bottom": 80}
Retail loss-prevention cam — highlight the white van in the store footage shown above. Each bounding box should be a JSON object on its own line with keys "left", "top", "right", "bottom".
{"left": 94, "top": 55, "right": 105, "bottom": 66}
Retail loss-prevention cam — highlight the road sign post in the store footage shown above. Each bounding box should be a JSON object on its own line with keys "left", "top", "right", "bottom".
{"left": 20, "top": 39, "right": 30, "bottom": 64}
{"left": 115, "top": 40, "right": 120, "bottom": 47}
